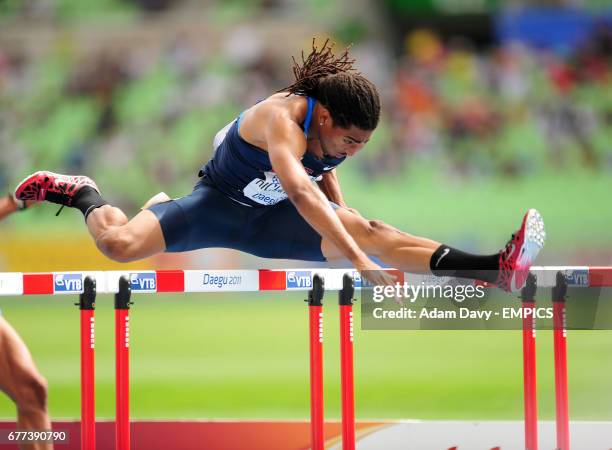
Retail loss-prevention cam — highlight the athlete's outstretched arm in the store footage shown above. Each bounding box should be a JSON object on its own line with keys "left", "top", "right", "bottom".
{"left": 266, "top": 116, "right": 388, "bottom": 281}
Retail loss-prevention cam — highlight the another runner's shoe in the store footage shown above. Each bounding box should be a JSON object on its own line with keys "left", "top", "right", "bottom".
{"left": 15, "top": 171, "right": 99, "bottom": 215}
{"left": 496, "top": 209, "right": 546, "bottom": 292}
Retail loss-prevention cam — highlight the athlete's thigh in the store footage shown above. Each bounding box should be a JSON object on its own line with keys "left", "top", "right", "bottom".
{"left": 0, "top": 317, "right": 41, "bottom": 401}
{"left": 148, "top": 181, "right": 248, "bottom": 253}
{"left": 116, "top": 209, "right": 166, "bottom": 257}
{"left": 321, "top": 207, "right": 439, "bottom": 260}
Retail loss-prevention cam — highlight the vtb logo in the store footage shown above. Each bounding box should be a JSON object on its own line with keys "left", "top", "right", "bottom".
{"left": 287, "top": 271, "right": 312, "bottom": 289}
{"left": 563, "top": 269, "right": 589, "bottom": 287}
{"left": 129, "top": 273, "right": 156, "bottom": 292}
{"left": 54, "top": 273, "right": 83, "bottom": 293}
{"left": 351, "top": 271, "right": 363, "bottom": 288}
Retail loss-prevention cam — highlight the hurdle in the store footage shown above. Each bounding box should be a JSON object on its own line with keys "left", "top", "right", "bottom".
{"left": 307, "top": 273, "right": 357, "bottom": 450}
{"left": 115, "top": 277, "right": 132, "bottom": 450}
{"left": 307, "top": 274, "right": 325, "bottom": 450}
{"left": 0, "top": 266, "right": 610, "bottom": 450}
{"left": 552, "top": 272, "right": 570, "bottom": 450}
{"left": 77, "top": 277, "right": 96, "bottom": 450}
{"left": 77, "top": 275, "right": 134, "bottom": 450}
{"left": 524, "top": 269, "right": 582, "bottom": 450}
{"left": 520, "top": 273, "right": 538, "bottom": 450}
{"left": 339, "top": 273, "right": 356, "bottom": 450}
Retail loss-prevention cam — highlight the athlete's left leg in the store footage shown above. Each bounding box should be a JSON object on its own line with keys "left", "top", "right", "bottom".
{"left": 14, "top": 171, "right": 167, "bottom": 263}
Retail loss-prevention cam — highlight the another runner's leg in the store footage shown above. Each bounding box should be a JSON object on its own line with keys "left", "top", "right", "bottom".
{"left": 0, "top": 317, "right": 52, "bottom": 450}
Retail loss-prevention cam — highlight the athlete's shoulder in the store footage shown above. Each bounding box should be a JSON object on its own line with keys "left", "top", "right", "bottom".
{"left": 255, "top": 93, "right": 308, "bottom": 121}
{"left": 241, "top": 94, "right": 309, "bottom": 148}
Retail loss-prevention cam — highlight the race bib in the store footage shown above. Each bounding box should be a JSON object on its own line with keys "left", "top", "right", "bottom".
{"left": 243, "top": 171, "right": 322, "bottom": 206}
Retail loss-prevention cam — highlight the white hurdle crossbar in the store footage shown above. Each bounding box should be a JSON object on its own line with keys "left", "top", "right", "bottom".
{"left": 0, "top": 266, "right": 610, "bottom": 296}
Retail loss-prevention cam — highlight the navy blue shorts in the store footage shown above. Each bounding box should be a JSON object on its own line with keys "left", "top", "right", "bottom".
{"left": 148, "top": 177, "right": 328, "bottom": 261}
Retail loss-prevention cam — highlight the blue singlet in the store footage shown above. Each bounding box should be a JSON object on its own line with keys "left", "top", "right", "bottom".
{"left": 149, "top": 96, "right": 346, "bottom": 261}
{"left": 200, "top": 96, "right": 345, "bottom": 207}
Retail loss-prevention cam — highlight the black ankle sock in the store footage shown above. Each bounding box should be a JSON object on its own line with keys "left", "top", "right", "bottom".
{"left": 429, "top": 244, "right": 499, "bottom": 283}
{"left": 72, "top": 186, "right": 108, "bottom": 220}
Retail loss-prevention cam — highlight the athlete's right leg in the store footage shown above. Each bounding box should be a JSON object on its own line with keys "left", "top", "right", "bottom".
{"left": 0, "top": 317, "right": 52, "bottom": 450}
{"left": 322, "top": 207, "right": 546, "bottom": 292}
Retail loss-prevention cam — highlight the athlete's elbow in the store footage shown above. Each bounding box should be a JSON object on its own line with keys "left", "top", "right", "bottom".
{"left": 286, "top": 186, "right": 312, "bottom": 207}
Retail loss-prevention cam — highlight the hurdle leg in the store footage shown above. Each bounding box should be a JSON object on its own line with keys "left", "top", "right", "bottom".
{"left": 308, "top": 274, "right": 325, "bottom": 450}
{"left": 79, "top": 277, "right": 96, "bottom": 450}
{"left": 115, "top": 277, "right": 132, "bottom": 450}
{"left": 521, "top": 273, "right": 538, "bottom": 450}
{"left": 552, "top": 272, "right": 570, "bottom": 450}
{"left": 339, "top": 274, "right": 355, "bottom": 450}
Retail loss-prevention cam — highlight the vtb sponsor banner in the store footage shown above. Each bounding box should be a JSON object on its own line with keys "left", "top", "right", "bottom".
{"left": 54, "top": 273, "right": 84, "bottom": 294}
{"left": 284, "top": 269, "right": 364, "bottom": 291}
{"left": 531, "top": 266, "right": 589, "bottom": 287}
{"left": 52, "top": 272, "right": 106, "bottom": 295}
{"left": 106, "top": 271, "right": 157, "bottom": 293}
{"left": 286, "top": 270, "right": 314, "bottom": 290}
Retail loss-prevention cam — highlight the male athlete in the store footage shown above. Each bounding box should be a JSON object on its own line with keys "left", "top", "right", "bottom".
{"left": 0, "top": 194, "right": 52, "bottom": 450}
{"left": 14, "top": 40, "right": 545, "bottom": 291}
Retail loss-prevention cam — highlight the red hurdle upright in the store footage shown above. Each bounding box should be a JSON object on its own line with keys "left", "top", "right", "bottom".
{"left": 79, "top": 277, "right": 96, "bottom": 450}
{"left": 115, "top": 277, "right": 132, "bottom": 450}
{"left": 307, "top": 274, "right": 325, "bottom": 450}
{"left": 339, "top": 274, "right": 356, "bottom": 450}
{"left": 520, "top": 273, "right": 538, "bottom": 450}
{"left": 552, "top": 272, "right": 570, "bottom": 450}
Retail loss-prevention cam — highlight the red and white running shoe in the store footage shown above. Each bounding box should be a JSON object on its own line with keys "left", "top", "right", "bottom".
{"left": 15, "top": 171, "right": 99, "bottom": 207}
{"left": 497, "top": 209, "right": 546, "bottom": 292}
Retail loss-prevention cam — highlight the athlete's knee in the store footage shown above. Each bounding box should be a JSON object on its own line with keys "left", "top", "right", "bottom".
{"left": 350, "top": 218, "right": 387, "bottom": 247}
{"left": 367, "top": 219, "right": 386, "bottom": 232}
{"left": 364, "top": 219, "right": 397, "bottom": 239}
{"left": 97, "top": 229, "right": 138, "bottom": 263}
{"left": 14, "top": 372, "right": 48, "bottom": 414}
{"left": 363, "top": 218, "right": 420, "bottom": 248}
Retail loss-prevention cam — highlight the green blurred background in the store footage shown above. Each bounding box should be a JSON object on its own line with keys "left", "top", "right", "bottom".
{"left": 0, "top": 0, "right": 611, "bottom": 421}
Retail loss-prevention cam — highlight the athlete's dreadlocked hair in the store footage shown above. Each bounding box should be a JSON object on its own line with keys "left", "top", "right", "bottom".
{"left": 278, "top": 39, "right": 380, "bottom": 130}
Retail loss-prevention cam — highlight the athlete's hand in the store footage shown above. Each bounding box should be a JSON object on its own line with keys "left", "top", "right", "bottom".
{"left": 353, "top": 257, "right": 397, "bottom": 286}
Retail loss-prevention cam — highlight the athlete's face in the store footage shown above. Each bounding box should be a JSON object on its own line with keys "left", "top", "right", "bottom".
{"left": 319, "top": 123, "right": 373, "bottom": 159}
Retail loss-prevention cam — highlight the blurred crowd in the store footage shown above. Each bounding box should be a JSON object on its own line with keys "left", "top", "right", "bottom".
{"left": 385, "top": 25, "right": 612, "bottom": 179}
{"left": 0, "top": 10, "right": 610, "bottom": 211}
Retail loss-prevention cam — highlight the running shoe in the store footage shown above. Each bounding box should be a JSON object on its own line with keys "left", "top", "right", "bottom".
{"left": 15, "top": 171, "right": 99, "bottom": 215}
{"left": 496, "top": 209, "right": 546, "bottom": 292}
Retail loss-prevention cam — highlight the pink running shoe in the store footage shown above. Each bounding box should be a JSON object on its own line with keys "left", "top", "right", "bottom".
{"left": 497, "top": 209, "right": 546, "bottom": 292}
{"left": 15, "top": 171, "right": 99, "bottom": 208}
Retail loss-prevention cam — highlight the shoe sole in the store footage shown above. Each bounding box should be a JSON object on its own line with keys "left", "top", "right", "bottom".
{"left": 14, "top": 171, "right": 47, "bottom": 201}
{"left": 512, "top": 209, "right": 546, "bottom": 291}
